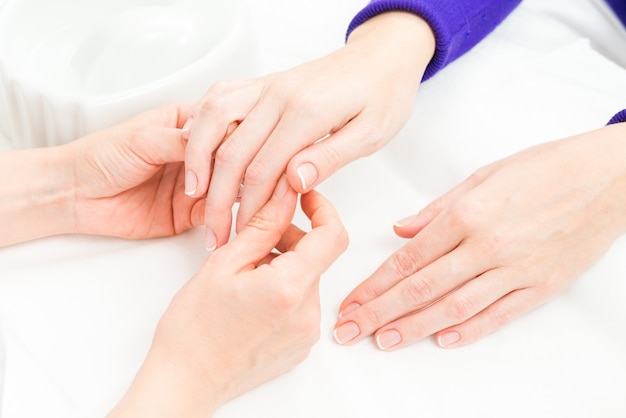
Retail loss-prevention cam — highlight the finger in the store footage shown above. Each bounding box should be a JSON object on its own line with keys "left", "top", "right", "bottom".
{"left": 128, "top": 103, "right": 193, "bottom": 130}
{"left": 184, "top": 82, "right": 260, "bottom": 198}
{"left": 434, "top": 286, "right": 545, "bottom": 348}
{"left": 392, "top": 170, "right": 487, "bottom": 239}
{"left": 371, "top": 267, "right": 519, "bottom": 350}
{"left": 234, "top": 104, "right": 339, "bottom": 233}
{"left": 203, "top": 101, "right": 282, "bottom": 248}
{"left": 130, "top": 126, "right": 188, "bottom": 165}
{"left": 337, "top": 210, "right": 466, "bottom": 317}
{"left": 275, "top": 224, "right": 306, "bottom": 254}
{"left": 216, "top": 175, "right": 297, "bottom": 272}
{"left": 270, "top": 191, "right": 349, "bottom": 278}
{"left": 285, "top": 115, "right": 382, "bottom": 193}
{"left": 333, "top": 241, "right": 492, "bottom": 346}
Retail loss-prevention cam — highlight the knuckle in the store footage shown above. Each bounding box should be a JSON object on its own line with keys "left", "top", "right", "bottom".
{"left": 205, "top": 81, "right": 233, "bottom": 97}
{"left": 332, "top": 224, "right": 350, "bottom": 254}
{"left": 357, "top": 120, "right": 390, "bottom": 155}
{"left": 289, "top": 91, "right": 324, "bottom": 119}
{"left": 247, "top": 211, "right": 279, "bottom": 235}
{"left": 389, "top": 248, "right": 423, "bottom": 279}
{"left": 470, "top": 228, "right": 512, "bottom": 259}
{"left": 490, "top": 303, "right": 512, "bottom": 328}
{"left": 244, "top": 160, "right": 270, "bottom": 187}
{"left": 318, "top": 141, "right": 343, "bottom": 168}
{"left": 449, "top": 197, "right": 480, "bottom": 230}
{"left": 197, "top": 98, "right": 222, "bottom": 118}
{"left": 466, "top": 166, "right": 490, "bottom": 187}
{"left": 447, "top": 293, "right": 476, "bottom": 323}
{"left": 270, "top": 282, "right": 302, "bottom": 313}
{"left": 360, "top": 305, "right": 385, "bottom": 328}
{"left": 402, "top": 275, "right": 434, "bottom": 307}
{"left": 214, "top": 140, "right": 242, "bottom": 166}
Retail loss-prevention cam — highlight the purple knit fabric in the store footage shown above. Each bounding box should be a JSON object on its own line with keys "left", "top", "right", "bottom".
{"left": 347, "top": 0, "right": 626, "bottom": 123}
{"left": 608, "top": 109, "right": 626, "bottom": 125}
{"left": 606, "top": 0, "right": 626, "bottom": 27}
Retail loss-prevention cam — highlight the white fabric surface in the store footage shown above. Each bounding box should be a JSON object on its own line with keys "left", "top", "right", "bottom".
{"left": 1, "top": 0, "right": 626, "bottom": 417}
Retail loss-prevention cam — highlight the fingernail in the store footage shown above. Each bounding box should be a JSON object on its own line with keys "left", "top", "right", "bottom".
{"left": 376, "top": 329, "right": 402, "bottom": 350}
{"left": 272, "top": 175, "right": 289, "bottom": 200}
{"left": 393, "top": 215, "right": 417, "bottom": 228}
{"left": 296, "top": 162, "right": 318, "bottom": 191}
{"left": 181, "top": 117, "right": 193, "bottom": 139}
{"left": 437, "top": 331, "right": 461, "bottom": 347}
{"left": 185, "top": 170, "right": 197, "bottom": 196}
{"left": 333, "top": 321, "right": 360, "bottom": 345}
{"left": 205, "top": 227, "right": 217, "bottom": 252}
{"left": 339, "top": 302, "right": 360, "bottom": 319}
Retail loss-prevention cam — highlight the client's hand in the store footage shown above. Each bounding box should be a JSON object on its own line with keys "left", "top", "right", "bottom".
{"left": 182, "top": 12, "right": 435, "bottom": 250}
{"left": 107, "top": 177, "right": 348, "bottom": 417}
{"left": 334, "top": 123, "right": 626, "bottom": 350}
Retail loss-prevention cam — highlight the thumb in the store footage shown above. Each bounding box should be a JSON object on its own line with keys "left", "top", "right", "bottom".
{"left": 129, "top": 126, "right": 187, "bottom": 166}
{"left": 219, "top": 176, "right": 297, "bottom": 271}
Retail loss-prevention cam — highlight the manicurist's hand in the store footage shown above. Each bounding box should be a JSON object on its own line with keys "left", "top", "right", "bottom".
{"left": 0, "top": 104, "right": 205, "bottom": 246}
{"left": 107, "top": 178, "right": 349, "bottom": 417}
{"left": 182, "top": 11, "right": 436, "bottom": 250}
{"left": 334, "top": 123, "right": 626, "bottom": 350}
{"left": 68, "top": 104, "right": 205, "bottom": 239}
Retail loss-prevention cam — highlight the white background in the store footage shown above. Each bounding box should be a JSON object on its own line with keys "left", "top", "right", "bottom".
{"left": 1, "top": 0, "right": 626, "bottom": 417}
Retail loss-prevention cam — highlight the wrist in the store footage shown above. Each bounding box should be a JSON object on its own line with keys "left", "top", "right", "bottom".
{"left": 346, "top": 11, "right": 435, "bottom": 87}
{"left": 0, "top": 145, "right": 76, "bottom": 246}
{"left": 106, "top": 347, "right": 220, "bottom": 418}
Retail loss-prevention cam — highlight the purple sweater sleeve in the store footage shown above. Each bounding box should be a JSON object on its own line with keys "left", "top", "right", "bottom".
{"left": 608, "top": 110, "right": 626, "bottom": 125}
{"left": 347, "top": 0, "right": 522, "bottom": 80}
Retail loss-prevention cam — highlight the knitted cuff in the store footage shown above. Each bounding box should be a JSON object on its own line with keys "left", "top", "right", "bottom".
{"left": 608, "top": 109, "right": 626, "bottom": 125}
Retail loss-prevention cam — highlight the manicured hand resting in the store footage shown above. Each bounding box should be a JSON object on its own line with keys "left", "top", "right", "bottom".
{"left": 334, "top": 123, "right": 626, "bottom": 350}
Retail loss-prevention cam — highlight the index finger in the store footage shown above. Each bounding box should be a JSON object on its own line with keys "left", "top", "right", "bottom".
{"left": 338, "top": 210, "right": 464, "bottom": 316}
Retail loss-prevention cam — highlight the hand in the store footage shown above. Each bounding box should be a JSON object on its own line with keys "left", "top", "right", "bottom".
{"left": 334, "top": 123, "right": 626, "bottom": 350}
{"left": 107, "top": 177, "right": 348, "bottom": 417}
{"left": 182, "top": 11, "right": 435, "bottom": 250}
{"left": 67, "top": 104, "right": 205, "bottom": 239}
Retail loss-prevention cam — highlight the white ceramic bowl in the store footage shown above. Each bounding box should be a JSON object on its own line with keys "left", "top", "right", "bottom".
{"left": 0, "top": 0, "right": 260, "bottom": 148}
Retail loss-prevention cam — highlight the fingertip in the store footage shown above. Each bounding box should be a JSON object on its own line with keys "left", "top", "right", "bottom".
{"left": 184, "top": 169, "right": 198, "bottom": 196}
{"left": 296, "top": 162, "right": 319, "bottom": 192}
{"left": 287, "top": 157, "right": 320, "bottom": 193}
{"left": 436, "top": 330, "right": 462, "bottom": 348}
{"left": 180, "top": 116, "right": 193, "bottom": 140}
{"left": 393, "top": 214, "right": 426, "bottom": 238}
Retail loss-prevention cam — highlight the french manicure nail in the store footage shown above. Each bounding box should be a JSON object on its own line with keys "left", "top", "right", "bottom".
{"left": 393, "top": 215, "right": 417, "bottom": 228}
{"left": 333, "top": 321, "right": 360, "bottom": 345}
{"left": 296, "top": 162, "right": 318, "bottom": 191}
{"left": 205, "top": 227, "right": 217, "bottom": 252}
{"left": 181, "top": 117, "right": 193, "bottom": 139}
{"left": 437, "top": 331, "right": 461, "bottom": 347}
{"left": 376, "top": 329, "right": 402, "bottom": 350}
{"left": 185, "top": 170, "right": 198, "bottom": 196}
{"left": 339, "top": 302, "right": 361, "bottom": 319}
{"left": 272, "top": 175, "right": 289, "bottom": 200}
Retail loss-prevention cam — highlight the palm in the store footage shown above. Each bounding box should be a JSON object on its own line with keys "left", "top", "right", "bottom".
{"left": 71, "top": 105, "right": 204, "bottom": 239}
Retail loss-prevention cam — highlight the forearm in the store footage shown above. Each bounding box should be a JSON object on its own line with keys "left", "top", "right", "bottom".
{"left": 0, "top": 146, "right": 75, "bottom": 247}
